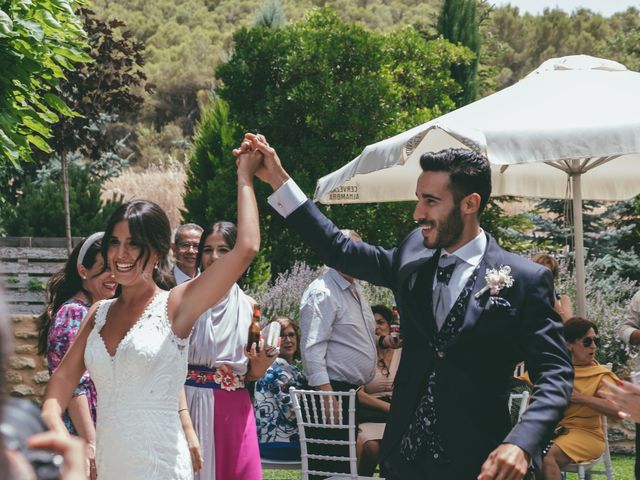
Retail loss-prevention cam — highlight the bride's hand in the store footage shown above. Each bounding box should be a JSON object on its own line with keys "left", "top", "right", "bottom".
{"left": 184, "top": 427, "right": 203, "bottom": 473}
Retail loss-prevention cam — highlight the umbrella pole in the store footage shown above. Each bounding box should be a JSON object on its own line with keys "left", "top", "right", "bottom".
{"left": 572, "top": 172, "right": 586, "bottom": 317}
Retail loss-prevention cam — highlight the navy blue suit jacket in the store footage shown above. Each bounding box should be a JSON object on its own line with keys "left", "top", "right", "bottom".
{"left": 286, "top": 199, "right": 573, "bottom": 478}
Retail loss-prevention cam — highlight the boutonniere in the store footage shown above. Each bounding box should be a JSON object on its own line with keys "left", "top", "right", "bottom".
{"left": 475, "top": 265, "right": 514, "bottom": 299}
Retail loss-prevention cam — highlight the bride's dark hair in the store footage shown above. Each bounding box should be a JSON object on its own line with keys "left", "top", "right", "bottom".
{"left": 103, "top": 200, "right": 174, "bottom": 290}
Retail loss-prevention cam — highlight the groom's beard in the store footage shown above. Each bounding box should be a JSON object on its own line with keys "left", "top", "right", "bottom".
{"left": 421, "top": 202, "right": 464, "bottom": 250}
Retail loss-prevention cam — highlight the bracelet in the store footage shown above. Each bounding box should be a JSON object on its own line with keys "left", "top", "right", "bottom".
{"left": 178, "top": 408, "right": 189, "bottom": 413}
{"left": 378, "top": 335, "right": 387, "bottom": 349}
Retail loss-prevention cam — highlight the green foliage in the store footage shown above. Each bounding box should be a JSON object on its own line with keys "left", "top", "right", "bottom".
{"left": 0, "top": 0, "right": 90, "bottom": 167}
{"left": 437, "top": 0, "right": 480, "bottom": 105}
{"left": 207, "top": 8, "right": 469, "bottom": 276}
{"left": 182, "top": 95, "right": 241, "bottom": 227}
{"left": 557, "top": 256, "right": 637, "bottom": 373}
{"left": 45, "top": 8, "right": 146, "bottom": 160}
{"left": 4, "top": 164, "right": 124, "bottom": 236}
{"left": 481, "top": 198, "right": 536, "bottom": 253}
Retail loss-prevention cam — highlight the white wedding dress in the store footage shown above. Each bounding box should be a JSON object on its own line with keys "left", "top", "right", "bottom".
{"left": 85, "top": 291, "right": 193, "bottom": 480}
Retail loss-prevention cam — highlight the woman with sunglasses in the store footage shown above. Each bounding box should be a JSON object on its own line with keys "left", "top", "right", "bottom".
{"left": 521, "top": 317, "right": 620, "bottom": 479}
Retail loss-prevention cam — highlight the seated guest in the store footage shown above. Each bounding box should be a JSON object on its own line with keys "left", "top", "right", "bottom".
{"left": 532, "top": 253, "right": 573, "bottom": 322}
{"left": 356, "top": 305, "right": 402, "bottom": 476}
{"left": 520, "top": 317, "right": 619, "bottom": 480}
{"left": 254, "top": 316, "right": 306, "bottom": 461}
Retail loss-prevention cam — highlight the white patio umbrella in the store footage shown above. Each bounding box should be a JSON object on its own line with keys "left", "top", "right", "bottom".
{"left": 314, "top": 55, "right": 640, "bottom": 316}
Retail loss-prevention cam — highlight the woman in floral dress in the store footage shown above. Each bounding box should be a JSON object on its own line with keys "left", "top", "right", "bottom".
{"left": 254, "top": 316, "right": 306, "bottom": 461}
{"left": 37, "top": 233, "right": 116, "bottom": 446}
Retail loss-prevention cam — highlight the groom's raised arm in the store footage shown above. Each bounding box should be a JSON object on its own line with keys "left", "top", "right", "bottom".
{"left": 239, "top": 133, "right": 397, "bottom": 288}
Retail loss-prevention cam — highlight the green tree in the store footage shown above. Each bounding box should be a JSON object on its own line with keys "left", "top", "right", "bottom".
{"left": 44, "top": 7, "right": 146, "bottom": 251}
{"left": 437, "top": 0, "right": 481, "bottom": 105}
{"left": 188, "top": 8, "right": 469, "bottom": 277}
{"left": 4, "top": 163, "right": 123, "bottom": 237}
{"left": 0, "top": 0, "right": 90, "bottom": 167}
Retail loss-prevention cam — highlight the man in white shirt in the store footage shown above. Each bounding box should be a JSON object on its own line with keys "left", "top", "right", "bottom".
{"left": 299, "top": 229, "right": 377, "bottom": 478}
{"left": 171, "top": 223, "right": 203, "bottom": 285}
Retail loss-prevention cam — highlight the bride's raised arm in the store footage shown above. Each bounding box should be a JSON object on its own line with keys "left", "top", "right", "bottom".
{"left": 169, "top": 146, "right": 261, "bottom": 337}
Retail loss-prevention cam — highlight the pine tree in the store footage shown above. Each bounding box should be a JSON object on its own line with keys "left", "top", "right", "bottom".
{"left": 438, "top": 0, "right": 480, "bottom": 106}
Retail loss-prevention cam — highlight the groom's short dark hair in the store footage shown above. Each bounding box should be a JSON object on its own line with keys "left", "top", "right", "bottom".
{"left": 419, "top": 148, "right": 491, "bottom": 214}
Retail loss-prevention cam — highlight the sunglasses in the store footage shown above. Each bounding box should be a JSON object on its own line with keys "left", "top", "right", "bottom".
{"left": 581, "top": 336, "right": 600, "bottom": 348}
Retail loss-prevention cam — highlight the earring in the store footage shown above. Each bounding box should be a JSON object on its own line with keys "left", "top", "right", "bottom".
{"left": 82, "top": 276, "right": 87, "bottom": 280}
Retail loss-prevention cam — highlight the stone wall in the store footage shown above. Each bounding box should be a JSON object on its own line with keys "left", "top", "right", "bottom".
{"left": 8, "top": 314, "right": 49, "bottom": 402}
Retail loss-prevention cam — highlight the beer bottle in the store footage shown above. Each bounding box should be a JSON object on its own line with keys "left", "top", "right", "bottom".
{"left": 247, "top": 304, "right": 262, "bottom": 352}
{"left": 390, "top": 306, "right": 400, "bottom": 339}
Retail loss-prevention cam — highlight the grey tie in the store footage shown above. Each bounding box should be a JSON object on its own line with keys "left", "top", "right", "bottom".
{"left": 433, "top": 255, "right": 460, "bottom": 330}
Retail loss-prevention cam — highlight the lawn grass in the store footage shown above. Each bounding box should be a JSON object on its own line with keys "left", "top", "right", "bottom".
{"left": 263, "top": 454, "right": 637, "bottom": 479}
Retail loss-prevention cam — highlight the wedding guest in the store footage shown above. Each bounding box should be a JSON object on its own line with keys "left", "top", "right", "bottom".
{"left": 185, "top": 220, "right": 275, "bottom": 480}
{"left": 532, "top": 253, "right": 573, "bottom": 322}
{"left": 172, "top": 223, "right": 203, "bottom": 284}
{"left": 36, "top": 233, "right": 116, "bottom": 450}
{"left": 520, "top": 317, "right": 619, "bottom": 479}
{"left": 41, "top": 146, "right": 261, "bottom": 480}
{"left": 298, "top": 229, "right": 378, "bottom": 479}
{"left": 254, "top": 316, "right": 306, "bottom": 461}
{"left": 356, "top": 304, "right": 402, "bottom": 476}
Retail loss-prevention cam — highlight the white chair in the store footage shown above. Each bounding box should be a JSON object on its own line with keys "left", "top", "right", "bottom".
{"left": 261, "top": 458, "right": 302, "bottom": 470}
{"left": 289, "top": 387, "right": 381, "bottom": 480}
{"left": 508, "top": 390, "right": 530, "bottom": 423}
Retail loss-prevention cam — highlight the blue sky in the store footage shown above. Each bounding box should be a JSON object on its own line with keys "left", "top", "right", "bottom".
{"left": 494, "top": 0, "right": 639, "bottom": 16}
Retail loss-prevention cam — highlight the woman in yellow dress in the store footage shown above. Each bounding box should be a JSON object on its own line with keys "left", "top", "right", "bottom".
{"left": 521, "top": 317, "right": 619, "bottom": 479}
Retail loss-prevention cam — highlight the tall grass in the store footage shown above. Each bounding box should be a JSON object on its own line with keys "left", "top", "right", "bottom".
{"left": 102, "top": 165, "right": 186, "bottom": 229}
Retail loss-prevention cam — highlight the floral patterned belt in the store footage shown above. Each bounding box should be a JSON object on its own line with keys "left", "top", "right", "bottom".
{"left": 185, "top": 364, "right": 245, "bottom": 391}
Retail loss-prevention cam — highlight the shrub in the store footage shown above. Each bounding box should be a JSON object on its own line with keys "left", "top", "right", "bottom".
{"left": 247, "top": 261, "right": 395, "bottom": 326}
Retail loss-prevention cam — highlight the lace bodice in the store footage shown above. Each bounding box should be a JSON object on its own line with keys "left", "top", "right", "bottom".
{"left": 85, "top": 291, "right": 193, "bottom": 479}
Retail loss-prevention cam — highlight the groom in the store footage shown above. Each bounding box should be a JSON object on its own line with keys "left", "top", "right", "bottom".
{"left": 237, "top": 134, "right": 573, "bottom": 479}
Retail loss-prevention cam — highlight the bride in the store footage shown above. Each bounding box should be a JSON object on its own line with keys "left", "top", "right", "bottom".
{"left": 41, "top": 146, "right": 261, "bottom": 479}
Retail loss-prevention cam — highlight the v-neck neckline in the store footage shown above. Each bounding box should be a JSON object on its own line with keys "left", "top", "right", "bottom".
{"left": 98, "top": 291, "right": 162, "bottom": 360}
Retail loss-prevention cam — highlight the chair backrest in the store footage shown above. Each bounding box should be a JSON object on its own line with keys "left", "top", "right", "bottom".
{"left": 290, "top": 387, "right": 358, "bottom": 480}
{"left": 508, "top": 390, "right": 530, "bottom": 423}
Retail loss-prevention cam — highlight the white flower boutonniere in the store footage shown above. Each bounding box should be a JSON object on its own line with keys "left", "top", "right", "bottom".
{"left": 475, "top": 265, "right": 514, "bottom": 299}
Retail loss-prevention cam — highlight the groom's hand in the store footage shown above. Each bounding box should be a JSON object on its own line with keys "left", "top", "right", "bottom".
{"left": 477, "top": 443, "right": 529, "bottom": 480}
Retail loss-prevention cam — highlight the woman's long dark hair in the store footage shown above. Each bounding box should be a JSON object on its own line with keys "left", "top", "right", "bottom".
{"left": 36, "top": 239, "right": 102, "bottom": 356}
{"left": 103, "top": 200, "right": 173, "bottom": 290}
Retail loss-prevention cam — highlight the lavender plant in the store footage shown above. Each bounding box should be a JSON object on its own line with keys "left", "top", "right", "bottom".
{"left": 247, "top": 261, "right": 396, "bottom": 326}
{"left": 248, "top": 262, "right": 321, "bottom": 325}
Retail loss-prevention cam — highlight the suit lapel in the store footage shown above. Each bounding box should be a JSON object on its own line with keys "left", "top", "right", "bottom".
{"left": 459, "top": 234, "right": 506, "bottom": 334}
{"left": 402, "top": 251, "right": 439, "bottom": 339}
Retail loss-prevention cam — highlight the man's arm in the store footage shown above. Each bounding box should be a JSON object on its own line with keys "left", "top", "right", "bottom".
{"left": 616, "top": 290, "right": 640, "bottom": 346}
{"left": 239, "top": 133, "right": 399, "bottom": 288}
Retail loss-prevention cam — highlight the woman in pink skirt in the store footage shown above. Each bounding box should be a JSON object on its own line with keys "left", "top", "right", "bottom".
{"left": 185, "top": 221, "right": 274, "bottom": 480}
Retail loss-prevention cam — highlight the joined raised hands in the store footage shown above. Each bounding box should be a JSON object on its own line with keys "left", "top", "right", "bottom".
{"left": 232, "top": 133, "right": 290, "bottom": 190}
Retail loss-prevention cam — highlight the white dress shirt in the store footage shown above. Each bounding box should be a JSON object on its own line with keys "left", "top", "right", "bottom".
{"left": 434, "top": 230, "right": 487, "bottom": 315}
{"left": 300, "top": 268, "right": 377, "bottom": 387}
{"left": 173, "top": 265, "right": 196, "bottom": 285}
